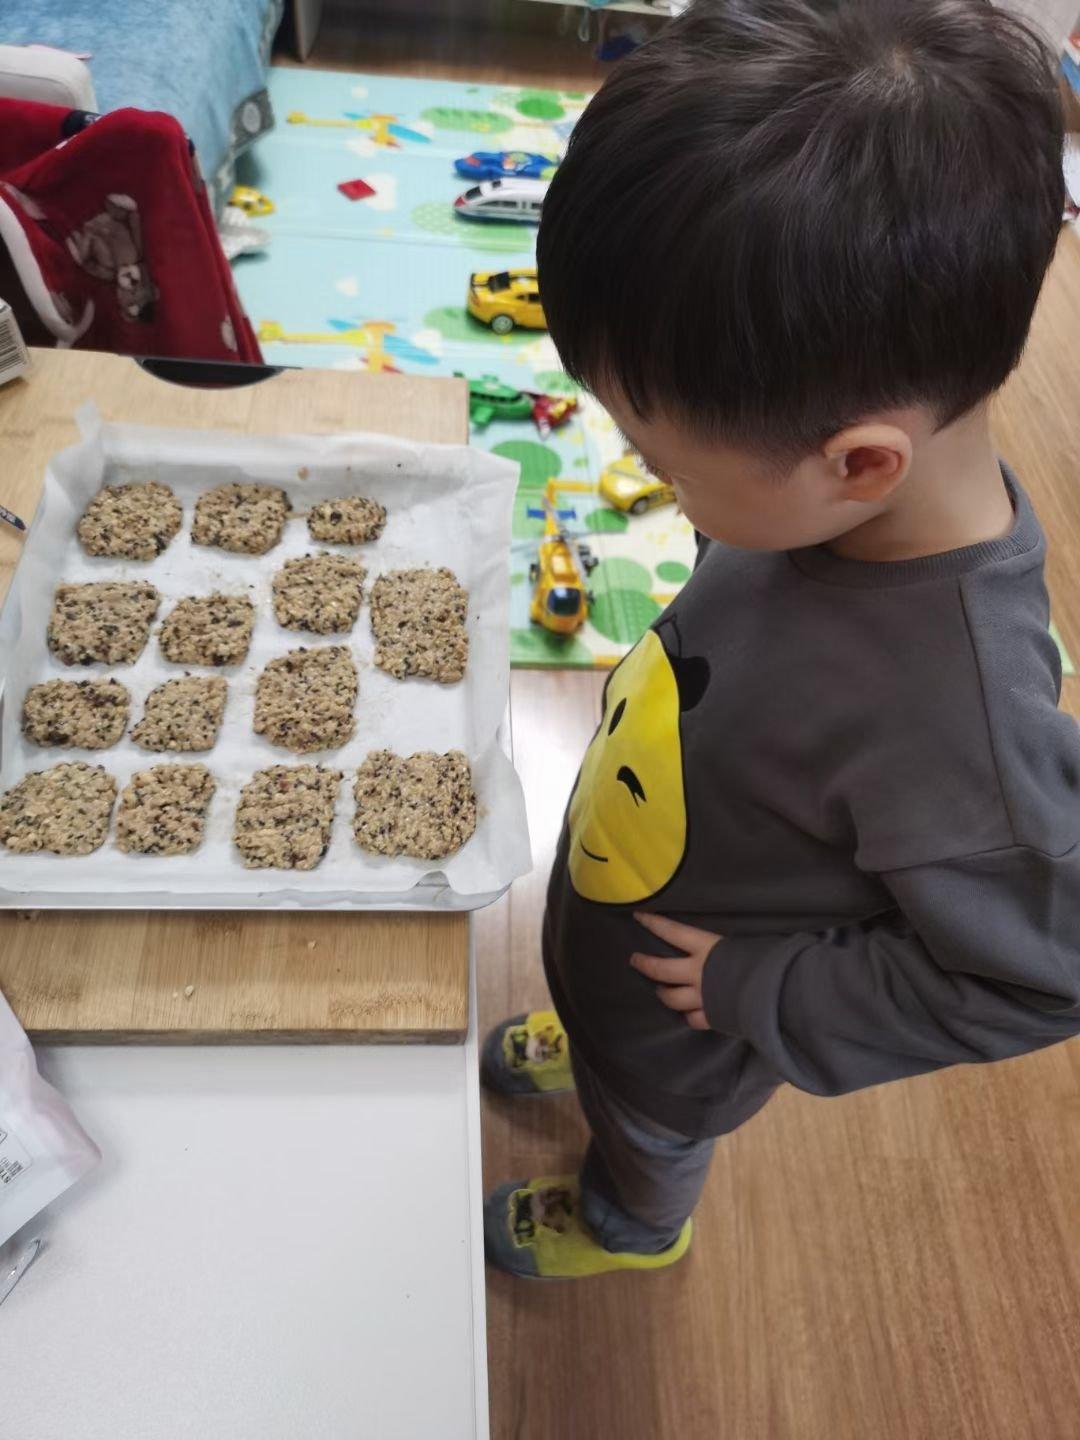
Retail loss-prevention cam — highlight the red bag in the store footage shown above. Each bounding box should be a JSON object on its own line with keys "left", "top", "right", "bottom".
{"left": 0, "top": 100, "right": 261, "bottom": 363}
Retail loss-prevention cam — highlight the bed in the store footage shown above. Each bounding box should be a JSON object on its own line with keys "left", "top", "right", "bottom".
{"left": 3, "top": 0, "right": 285, "bottom": 212}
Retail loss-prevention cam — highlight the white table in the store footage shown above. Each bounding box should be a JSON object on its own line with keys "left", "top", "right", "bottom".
{"left": 0, "top": 951, "right": 489, "bottom": 1439}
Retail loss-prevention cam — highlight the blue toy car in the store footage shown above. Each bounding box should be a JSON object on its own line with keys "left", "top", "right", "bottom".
{"left": 454, "top": 150, "right": 560, "bottom": 181}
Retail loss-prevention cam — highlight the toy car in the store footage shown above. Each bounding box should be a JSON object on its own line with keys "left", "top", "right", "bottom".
{"left": 453, "top": 177, "right": 546, "bottom": 224}
{"left": 530, "top": 392, "right": 578, "bottom": 438}
{"left": 467, "top": 268, "right": 546, "bottom": 334}
{"left": 599, "top": 453, "right": 676, "bottom": 515}
{"left": 229, "top": 185, "right": 275, "bottom": 218}
{"left": 461, "top": 374, "right": 534, "bottom": 427}
{"left": 454, "top": 150, "right": 559, "bottom": 181}
{"left": 457, "top": 374, "right": 578, "bottom": 433}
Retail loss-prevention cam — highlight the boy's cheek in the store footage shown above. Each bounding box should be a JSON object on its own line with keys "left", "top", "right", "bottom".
{"left": 681, "top": 483, "right": 832, "bottom": 553}
{"left": 677, "top": 486, "right": 765, "bottom": 549}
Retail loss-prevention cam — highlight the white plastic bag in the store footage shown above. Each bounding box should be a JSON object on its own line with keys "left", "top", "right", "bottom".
{"left": 0, "top": 987, "right": 99, "bottom": 1245}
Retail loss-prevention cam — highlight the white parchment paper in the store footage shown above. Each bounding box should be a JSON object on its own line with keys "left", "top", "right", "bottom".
{"left": 0, "top": 409, "right": 532, "bottom": 909}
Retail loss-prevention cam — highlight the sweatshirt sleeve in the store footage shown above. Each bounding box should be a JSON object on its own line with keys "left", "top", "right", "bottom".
{"left": 700, "top": 843, "right": 1080, "bottom": 1096}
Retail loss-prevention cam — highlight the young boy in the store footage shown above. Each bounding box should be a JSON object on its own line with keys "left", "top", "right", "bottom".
{"left": 481, "top": 0, "right": 1080, "bottom": 1279}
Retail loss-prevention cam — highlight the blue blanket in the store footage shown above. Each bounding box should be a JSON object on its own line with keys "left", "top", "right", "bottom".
{"left": 7, "top": 0, "right": 282, "bottom": 208}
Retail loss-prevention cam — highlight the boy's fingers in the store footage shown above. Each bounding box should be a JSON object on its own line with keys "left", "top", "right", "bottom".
{"left": 656, "top": 984, "right": 704, "bottom": 1013}
{"left": 630, "top": 952, "right": 698, "bottom": 984}
{"left": 634, "top": 911, "right": 720, "bottom": 954}
{"left": 685, "top": 1010, "right": 710, "bottom": 1031}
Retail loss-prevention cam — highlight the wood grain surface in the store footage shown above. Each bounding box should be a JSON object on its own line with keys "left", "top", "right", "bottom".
{"left": 477, "top": 231, "right": 1080, "bottom": 1439}
{"left": 0, "top": 351, "right": 471, "bottom": 1043}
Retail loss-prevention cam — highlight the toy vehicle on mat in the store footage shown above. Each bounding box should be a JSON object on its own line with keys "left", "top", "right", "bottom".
{"left": 467, "top": 268, "right": 546, "bottom": 334}
{"left": 454, "top": 150, "right": 560, "bottom": 181}
{"left": 528, "top": 492, "right": 598, "bottom": 636}
{"left": 530, "top": 392, "right": 577, "bottom": 439}
{"left": 460, "top": 374, "right": 578, "bottom": 435}
{"left": 229, "top": 185, "right": 275, "bottom": 217}
{"left": 462, "top": 375, "right": 534, "bottom": 427}
{"left": 454, "top": 177, "right": 546, "bottom": 224}
{"left": 599, "top": 453, "right": 677, "bottom": 515}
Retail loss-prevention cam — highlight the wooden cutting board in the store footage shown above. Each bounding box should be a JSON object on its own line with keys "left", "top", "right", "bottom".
{"left": 0, "top": 350, "right": 472, "bottom": 1043}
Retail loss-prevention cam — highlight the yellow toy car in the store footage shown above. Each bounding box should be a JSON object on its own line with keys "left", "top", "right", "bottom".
{"left": 599, "top": 453, "right": 676, "bottom": 516}
{"left": 467, "top": 268, "right": 545, "bottom": 334}
{"left": 229, "top": 185, "right": 275, "bottom": 218}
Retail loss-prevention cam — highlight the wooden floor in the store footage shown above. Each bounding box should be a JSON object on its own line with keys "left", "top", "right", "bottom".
{"left": 278, "top": 22, "right": 1080, "bottom": 1435}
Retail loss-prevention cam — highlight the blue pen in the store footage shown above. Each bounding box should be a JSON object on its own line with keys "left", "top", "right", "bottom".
{"left": 0, "top": 502, "right": 26, "bottom": 533}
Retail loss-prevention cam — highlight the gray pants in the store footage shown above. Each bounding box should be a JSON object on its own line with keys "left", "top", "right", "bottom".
{"left": 574, "top": 1050, "right": 777, "bottom": 1254}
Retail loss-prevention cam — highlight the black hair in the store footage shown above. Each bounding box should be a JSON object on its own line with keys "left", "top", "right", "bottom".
{"left": 537, "top": 0, "right": 1065, "bottom": 455}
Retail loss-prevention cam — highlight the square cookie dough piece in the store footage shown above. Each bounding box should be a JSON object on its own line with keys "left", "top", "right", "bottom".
{"left": 370, "top": 568, "right": 468, "bottom": 684}
{"left": 131, "top": 676, "right": 227, "bottom": 752}
{"left": 254, "top": 645, "right": 357, "bottom": 753}
{"left": 192, "top": 483, "right": 291, "bottom": 555}
{"left": 353, "top": 749, "right": 477, "bottom": 860}
{"left": 158, "top": 593, "right": 255, "bottom": 666}
{"left": 76, "top": 480, "right": 182, "bottom": 560}
{"left": 307, "top": 496, "right": 387, "bottom": 545}
{"left": 116, "top": 763, "right": 216, "bottom": 856}
{"left": 21, "top": 678, "right": 130, "bottom": 750}
{"left": 234, "top": 764, "right": 341, "bottom": 870}
{"left": 0, "top": 762, "right": 116, "bottom": 854}
{"left": 272, "top": 553, "right": 366, "bottom": 635}
{"left": 47, "top": 581, "right": 160, "bottom": 666}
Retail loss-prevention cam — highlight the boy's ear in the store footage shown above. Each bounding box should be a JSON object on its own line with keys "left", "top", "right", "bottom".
{"left": 822, "top": 424, "right": 912, "bottom": 503}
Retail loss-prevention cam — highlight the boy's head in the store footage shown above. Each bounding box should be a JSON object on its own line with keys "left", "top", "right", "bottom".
{"left": 537, "top": 0, "right": 1064, "bottom": 548}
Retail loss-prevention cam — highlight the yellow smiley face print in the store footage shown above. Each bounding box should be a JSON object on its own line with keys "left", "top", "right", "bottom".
{"left": 568, "top": 621, "right": 708, "bottom": 905}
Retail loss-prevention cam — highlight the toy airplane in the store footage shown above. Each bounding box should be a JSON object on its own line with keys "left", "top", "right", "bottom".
{"left": 258, "top": 319, "right": 437, "bottom": 375}
{"left": 286, "top": 110, "right": 430, "bottom": 147}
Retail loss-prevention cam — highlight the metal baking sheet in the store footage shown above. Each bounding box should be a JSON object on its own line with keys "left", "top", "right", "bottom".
{"left": 0, "top": 409, "right": 531, "bottom": 910}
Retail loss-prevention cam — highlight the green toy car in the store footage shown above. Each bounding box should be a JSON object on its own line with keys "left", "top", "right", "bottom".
{"left": 459, "top": 373, "right": 535, "bottom": 428}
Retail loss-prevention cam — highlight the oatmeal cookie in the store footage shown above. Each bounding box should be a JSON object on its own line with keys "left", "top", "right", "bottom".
{"left": 253, "top": 645, "right": 357, "bottom": 752}
{"left": 233, "top": 764, "right": 341, "bottom": 870}
{"left": 0, "top": 761, "right": 116, "bottom": 854}
{"left": 370, "top": 568, "right": 468, "bottom": 684}
{"left": 21, "top": 679, "right": 130, "bottom": 749}
{"left": 130, "top": 676, "right": 227, "bottom": 752}
{"left": 76, "top": 480, "right": 181, "bottom": 560}
{"left": 352, "top": 749, "right": 477, "bottom": 860}
{"left": 307, "top": 496, "right": 386, "bottom": 545}
{"left": 115, "top": 763, "right": 216, "bottom": 855}
{"left": 158, "top": 593, "right": 255, "bottom": 666}
{"left": 191, "top": 483, "right": 290, "bottom": 555}
{"left": 47, "top": 581, "right": 160, "bottom": 665}
{"left": 272, "top": 553, "right": 365, "bottom": 634}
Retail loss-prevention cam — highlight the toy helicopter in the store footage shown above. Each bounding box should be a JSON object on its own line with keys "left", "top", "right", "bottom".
{"left": 526, "top": 481, "right": 598, "bottom": 635}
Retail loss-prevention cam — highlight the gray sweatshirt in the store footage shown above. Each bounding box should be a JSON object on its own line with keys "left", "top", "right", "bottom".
{"left": 543, "top": 468, "right": 1080, "bottom": 1138}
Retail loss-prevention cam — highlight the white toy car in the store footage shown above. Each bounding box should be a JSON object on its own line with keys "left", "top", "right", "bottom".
{"left": 453, "top": 177, "right": 547, "bottom": 224}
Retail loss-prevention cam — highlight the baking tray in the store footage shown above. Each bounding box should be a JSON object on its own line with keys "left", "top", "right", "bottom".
{"left": 0, "top": 409, "right": 532, "bottom": 911}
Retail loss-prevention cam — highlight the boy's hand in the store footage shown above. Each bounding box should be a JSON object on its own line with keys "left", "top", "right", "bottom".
{"left": 630, "top": 912, "right": 721, "bottom": 1031}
